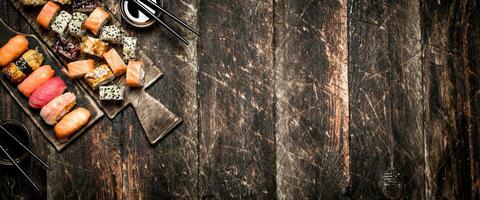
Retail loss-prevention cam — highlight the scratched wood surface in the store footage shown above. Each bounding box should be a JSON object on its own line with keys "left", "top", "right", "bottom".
{"left": 0, "top": 0, "right": 479, "bottom": 199}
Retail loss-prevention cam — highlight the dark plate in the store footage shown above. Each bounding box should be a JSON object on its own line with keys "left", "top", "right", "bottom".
{"left": 0, "top": 19, "right": 104, "bottom": 152}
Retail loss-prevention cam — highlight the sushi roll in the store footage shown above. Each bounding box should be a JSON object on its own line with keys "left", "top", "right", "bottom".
{"left": 79, "top": 36, "right": 109, "bottom": 57}
{"left": 54, "top": 107, "right": 91, "bottom": 142}
{"left": 52, "top": 37, "right": 80, "bottom": 60}
{"left": 40, "top": 92, "right": 76, "bottom": 125}
{"left": 126, "top": 60, "right": 144, "bottom": 87}
{"left": 84, "top": 7, "right": 110, "bottom": 35}
{"left": 36, "top": 1, "right": 61, "bottom": 29}
{"left": 99, "top": 25, "right": 125, "bottom": 44}
{"left": 18, "top": 65, "right": 55, "bottom": 97}
{"left": 122, "top": 36, "right": 137, "bottom": 61}
{"left": 103, "top": 48, "right": 127, "bottom": 77}
{"left": 28, "top": 77, "right": 67, "bottom": 109}
{"left": 84, "top": 64, "right": 115, "bottom": 89}
{"left": 21, "top": 0, "right": 47, "bottom": 6}
{"left": 0, "top": 35, "right": 29, "bottom": 67}
{"left": 99, "top": 85, "right": 125, "bottom": 100}
{"left": 21, "top": 49, "right": 44, "bottom": 70}
{"left": 66, "top": 59, "right": 95, "bottom": 78}
{"left": 51, "top": 11, "right": 72, "bottom": 36}
{"left": 52, "top": 0, "right": 70, "bottom": 4}
{"left": 72, "top": 0, "right": 100, "bottom": 13}
{"left": 68, "top": 12, "right": 88, "bottom": 37}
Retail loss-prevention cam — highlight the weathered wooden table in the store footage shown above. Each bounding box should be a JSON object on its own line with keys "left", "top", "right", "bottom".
{"left": 0, "top": 0, "right": 478, "bottom": 199}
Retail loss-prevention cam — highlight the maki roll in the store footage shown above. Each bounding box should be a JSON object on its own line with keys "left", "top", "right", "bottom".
{"left": 99, "top": 25, "right": 125, "bottom": 44}
{"left": 72, "top": 0, "right": 100, "bottom": 13}
{"left": 21, "top": 0, "right": 47, "bottom": 6}
{"left": 21, "top": 49, "right": 44, "bottom": 70}
{"left": 51, "top": 11, "right": 72, "bottom": 36}
{"left": 68, "top": 12, "right": 88, "bottom": 37}
{"left": 103, "top": 48, "right": 127, "bottom": 77}
{"left": 66, "top": 59, "right": 95, "bottom": 78}
{"left": 126, "top": 60, "right": 144, "bottom": 87}
{"left": 52, "top": 37, "right": 80, "bottom": 60}
{"left": 122, "top": 36, "right": 137, "bottom": 61}
{"left": 36, "top": 1, "right": 61, "bottom": 29}
{"left": 84, "top": 64, "right": 115, "bottom": 89}
{"left": 99, "top": 85, "right": 125, "bottom": 101}
{"left": 84, "top": 7, "right": 110, "bottom": 35}
{"left": 79, "top": 36, "right": 109, "bottom": 57}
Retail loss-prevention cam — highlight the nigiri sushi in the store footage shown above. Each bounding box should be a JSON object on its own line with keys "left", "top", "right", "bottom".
{"left": 84, "top": 64, "right": 114, "bottom": 89}
{"left": 103, "top": 48, "right": 126, "bottom": 77}
{"left": 79, "top": 36, "right": 109, "bottom": 57}
{"left": 126, "top": 60, "right": 144, "bottom": 87}
{"left": 21, "top": 49, "right": 44, "bottom": 70}
{"left": 54, "top": 107, "right": 91, "bottom": 142}
{"left": 83, "top": 7, "right": 110, "bottom": 35}
{"left": 0, "top": 35, "right": 29, "bottom": 66}
{"left": 28, "top": 77, "right": 66, "bottom": 109}
{"left": 66, "top": 59, "right": 95, "bottom": 78}
{"left": 40, "top": 92, "right": 76, "bottom": 125}
{"left": 36, "top": 1, "right": 61, "bottom": 29}
{"left": 1, "top": 58, "right": 34, "bottom": 84}
{"left": 51, "top": 11, "right": 72, "bottom": 36}
{"left": 17, "top": 65, "right": 55, "bottom": 97}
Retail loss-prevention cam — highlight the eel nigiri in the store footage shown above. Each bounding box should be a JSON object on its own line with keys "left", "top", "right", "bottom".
{"left": 126, "top": 60, "right": 144, "bottom": 87}
{"left": 66, "top": 59, "right": 95, "bottom": 78}
{"left": 28, "top": 77, "right": 66, "bottom": 108}
{"left": 18, "top": 65, "right": 55, "bottom": 97}
{"left": 103, "top": 48, "right": 126, "bottom": 77}
{"left": 40, "top": 92, "right": 76, "bottom": 125}
{"left": 54, "top": 107, "right": 91, "bottom": 142}
{"left": 83, "top": 7, "right": 110, "bottom": 35}
{"left": 36, "top": 1, "right": 61, "bottom": 29}
{"left": 0, "top": 35, "right": 29, "bottom": 66}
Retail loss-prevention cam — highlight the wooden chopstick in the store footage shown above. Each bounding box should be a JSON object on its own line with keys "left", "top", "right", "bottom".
{"left": 0, "top": 139, "right": 40, "bottom": 191}
{"left": 138, "top": 0, "right": 200, "bottom": 35}
{"left": 0, "top": 125, "right": 51, "bottom": 170}
{"left": 132, "top": 0, "right": 190, "bottom": 45}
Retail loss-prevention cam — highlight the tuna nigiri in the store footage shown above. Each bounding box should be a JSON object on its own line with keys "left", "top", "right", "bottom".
{"left": 66, "top": 59, "right": 95, "bottom": 78}
{"left": 126, "top": 60, "right": 144, "bottom": 87}
{"left": 18, "top": 65, "right": 55, "bottom": 97}
{"left": 37, "top": 1, "right": 61, "bottom": 29}
{"left": 103, "top": 48, "right": 126, "bottom": 77}
{"left": 28, "top": 77, "right": 66, "bottom": 108}
{"left": 83, "top": 7, "right": 110, "bottom": 35}
{"left": 0, "top": 35, "right": 29, "bottom": 66}
{"left": 40, "top": 92, "right": 76, "bottom": 125}
{"left": 54, "top": 107, "right": 91, "bottom": 142}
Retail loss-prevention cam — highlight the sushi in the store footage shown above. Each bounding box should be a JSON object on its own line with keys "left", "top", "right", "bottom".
{"left": 52, "top": 37, "right": 80, "bottom": 60}
{"left": 79, "top": 36, "right": 109, "bottom": 57}
{"left": 28, "top": 77, "right": 67, "bottom": 109}
{"left": 36, "top": 1, "right": 61, "bottom": 29}
{"left": 54, "top": 107, "right": 91, "bottom": 142}
{"left": 84, "top": 64, "right": 114, "bottom": 89}
{"left": 21, "top": 0, "right": 47, "bottom": 6}
{"left": 17, "top": 65, "right": 55, "bottom": 97}
{"left": 103, "top": 48, "right": 127, "bottom": 77}
{"left": 84, "top": 7, "right": 110, "bottom": 35}
{"left": 72, "top": 0, "right": 100, "bottom": 13}
{"left": 68, "top": 12, "right": 88, "bottom": 37}
{"left": 99, "top": 85, "right": 125, "bottom": 100}
{"left": 122, "top": 36, "right": 137, "bottom": 61}
{"left": 126, "top": 60, "right": 144, "bottom": 87}
{"left": 21, "top": 49, "right": 44, "bottom": 70}
{"left": 52, "top": 0, "right": 70, "bottom": 4}
{"left": 0, "top": 35, "right": 29, "bottom": 67}
{"left": 1, "top": 56, "right": 40, "bottom": 84}
{"left": 66, "top": 59, "right": 95, "bottom": 78}
{"left": 51, "top": 11, "right": 72, "bottom": 36}
{"left": 99, "top": 25, "right": 125, "bottom": 44}
{"left": 40, "top": 92, "right": 76, "bottom": 125}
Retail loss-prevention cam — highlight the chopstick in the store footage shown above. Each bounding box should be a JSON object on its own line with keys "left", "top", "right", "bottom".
{"left": 0, "top": 139, "right": 40, "bottom": 191}
{"left": 0, "top": 125, "right": 51, "bottom": 170}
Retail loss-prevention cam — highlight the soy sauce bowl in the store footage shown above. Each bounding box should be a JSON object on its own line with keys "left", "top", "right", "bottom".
{"left": 120, "top": 0, "right": 163, "bottom": 28}
{"left": 0, "top": 120, "right": 31, "bottom": 166}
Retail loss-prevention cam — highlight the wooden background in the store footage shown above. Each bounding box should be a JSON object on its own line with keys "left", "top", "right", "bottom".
{"left": 0, "top": 0, "right": 479, "bottom": 199}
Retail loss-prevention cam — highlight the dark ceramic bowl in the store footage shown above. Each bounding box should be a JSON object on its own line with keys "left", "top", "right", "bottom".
{"left": 0, "top": 120, "right": 31, "bottom": 166}
{"left": 120, "top": 0, "right": 164, "bottom": 28}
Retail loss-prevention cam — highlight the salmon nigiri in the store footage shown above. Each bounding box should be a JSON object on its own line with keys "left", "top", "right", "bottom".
{"left": 37, "top": 1, "right": 61, "bottom": 29}
{"left": 83, "top": 7, "right": 110, "bottom": 35}
{"left": 28, "top": 77, "right": 66, "bottom": 108}
{"left": 66, "top": 59, "right": 95, "bottom": 78}
{"left": 54, "top": 107, "right": 91, "bottom": 142}
{"left": 126, "top": 60, "right": 144, "bottom": 87}
{"left": 18, "top": 65, "right": 55, "bottom": 97}
{"left": 0, "top": 35, "right": 29, "bottom": 66}
{"left": 40, "top": 92, "right": 76, "bottom": 125}
{"left": 103, "top": 48, "right": 126, "bottom": 77}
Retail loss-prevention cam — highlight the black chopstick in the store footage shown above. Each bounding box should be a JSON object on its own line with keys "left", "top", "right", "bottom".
{"left": 132, "top": 0, "right": 190, "bottom": 45}
{"left": 0, "top": 125, "right": 51, "bottom": 170}
{"left": 0, "top": 140, "right": 40, "bottom": 191}
{"left": 138, "top": 0, "right": 200, "bottom": 35}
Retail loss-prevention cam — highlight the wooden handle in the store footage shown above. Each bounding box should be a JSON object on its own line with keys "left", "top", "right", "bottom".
{"left": 131, "top": 90, "right": 182, "bottom": 144}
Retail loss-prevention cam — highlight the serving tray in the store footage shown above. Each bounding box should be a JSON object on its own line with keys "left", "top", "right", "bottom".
{"left": 8, "top": 1, "right": 182, "bottom": 144}
{"left": 0, "top": 18, "right": 104, "bottom": 152}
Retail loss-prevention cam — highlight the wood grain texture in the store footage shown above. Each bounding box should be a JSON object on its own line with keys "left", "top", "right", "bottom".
{"left": 274, "top": 0, "right": 350, "bottom": 199}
